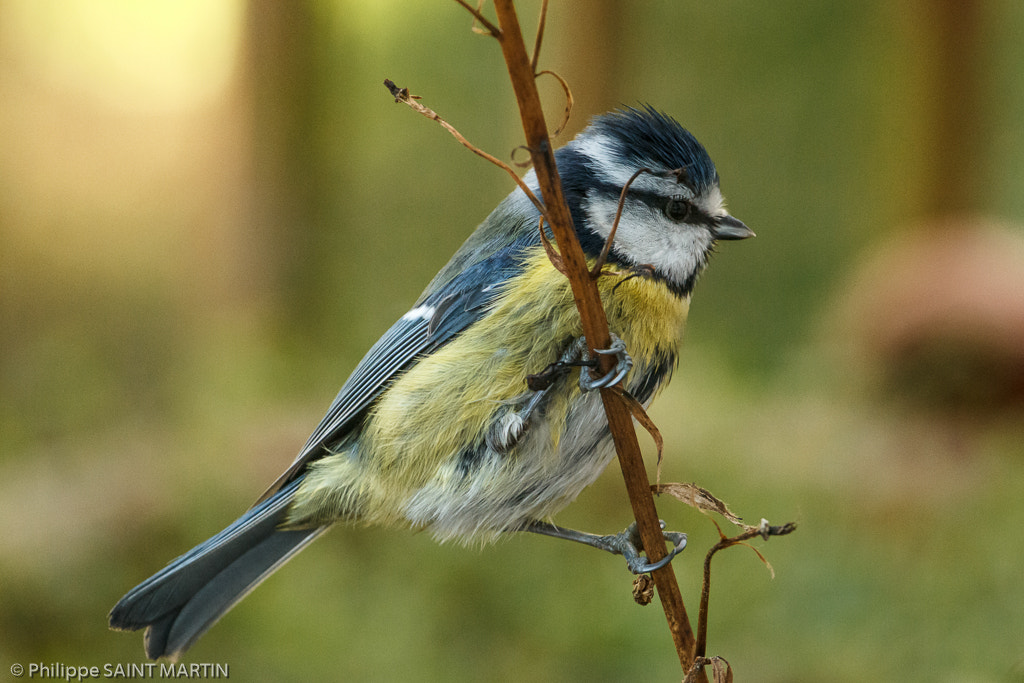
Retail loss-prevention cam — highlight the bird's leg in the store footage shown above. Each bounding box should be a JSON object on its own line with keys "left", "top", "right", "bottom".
{"left": 489, "top": 338, "right": 591, "bottom": 452}
{"left": 514, "top": 341, "right": 677, "bottom": 573}
{"left": 526, "top": 335, "right": 633, "bottom": 393}
{"left": 525, "top": 337, "right": 589, "bottom": 392}
{"left": 522, "top": 519, "right": 687, "bottom": 574}
{"left": 493, "top": 335, "right": 632, "bottom": 451}
{"left": 492, "top": 336, "right": 631, "bottom": 451}
{"left": 485, "top": 389, "right": 548, "bottom": 452}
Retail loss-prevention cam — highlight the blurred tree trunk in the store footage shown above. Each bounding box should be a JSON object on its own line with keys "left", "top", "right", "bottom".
{"left": 922, "top": 0, "right": 983, "bottom": 217}
{"left": 552, "top": 0, "right": 622, "bottom": 128}
{"left": 242, "top": 0, "right": 326, "bottom": 333}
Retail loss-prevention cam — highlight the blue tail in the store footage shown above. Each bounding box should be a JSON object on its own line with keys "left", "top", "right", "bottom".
{"left": 109, "top": 479, "right": 325, "bottom": 660}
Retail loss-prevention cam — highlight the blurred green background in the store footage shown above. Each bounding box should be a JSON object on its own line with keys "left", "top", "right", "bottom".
{"left": 3, "top": 1, "right": 1024, "bottom": 681}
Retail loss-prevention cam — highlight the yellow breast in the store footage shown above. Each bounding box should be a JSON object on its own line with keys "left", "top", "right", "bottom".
{"left": 288, "top": 247, "right": 689, "bottom": 529}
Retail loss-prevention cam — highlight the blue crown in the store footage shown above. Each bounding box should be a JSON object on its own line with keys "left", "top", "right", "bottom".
{"left": 587, "top": 106, "right": 718, "bottom": 192}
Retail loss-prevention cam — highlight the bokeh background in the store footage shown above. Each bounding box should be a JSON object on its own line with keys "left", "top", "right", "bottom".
{"left": 3, "top": 1, "right": 1024, "bottom": 681}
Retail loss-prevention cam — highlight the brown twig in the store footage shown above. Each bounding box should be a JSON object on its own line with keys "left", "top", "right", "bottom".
{"left": 530, "top": 0, "right": 548, "bottom": 71}
{"left": 591, "top": 167, "right": 693, "bottom": 277}
{"left": 397, "top": 1, "right": 702, "bottom": 674}
{"left": 535, "top": 70, "right": 573, "bottom": 138}
{"left": 384, "top": 79, "right": 545, "bottom": 218}
{"left": 590, "top": 167, "right": 652, "bottom": 277}
{"left": 486, "top": 0, "right": 699, "bottom": 673}
{"left": 606, "top": 385, "right": 665, "bottom": 480}
{"left": 455, "top": 0, "right": 502, "bottom": 37}
{"left": 696, "top": 519, "right": 797, "bottom": 659}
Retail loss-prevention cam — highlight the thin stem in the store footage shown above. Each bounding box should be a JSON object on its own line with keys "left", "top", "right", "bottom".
{"left": 383, "top": 79, "right": 546, "bottom": 218}
{"left": 535, "top": 69, "right": 573, "bottom": 138}
{"left": 489, "top": 0, "right": 698, "bottom": 673}
{"left": 591, "top": 167, "right": 652, "bottom": 277}
{"left": 530, "top": 0, "right": 548, "bottom": 72}
{"left": 454, "top": 0, "right": 502, "bottom": 37}
{"left": 696, "top": 520, "right": 797, "bottom": 658}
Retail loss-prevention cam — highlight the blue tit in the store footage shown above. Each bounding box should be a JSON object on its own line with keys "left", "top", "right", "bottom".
{"left": 109, "top": 105, "right": 753, "bottom": 660}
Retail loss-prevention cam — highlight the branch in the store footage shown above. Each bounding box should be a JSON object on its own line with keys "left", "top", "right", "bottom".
{"left": 383, "top": 79, "right": 545, "bottom": 218}
{"left": 487, "top": 0, "right": 699, "bottom": 673}
{"left": 696, "top": 519, "right": 797, "bottom": 659}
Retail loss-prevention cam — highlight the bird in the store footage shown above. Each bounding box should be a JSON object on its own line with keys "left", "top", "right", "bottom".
{"left": 109, "top": 105, "right": 753, "bottom": 660}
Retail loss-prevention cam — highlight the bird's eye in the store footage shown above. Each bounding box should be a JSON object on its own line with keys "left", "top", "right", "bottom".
{"left": 664, "top": 195, "right": 692, "bottom": 222}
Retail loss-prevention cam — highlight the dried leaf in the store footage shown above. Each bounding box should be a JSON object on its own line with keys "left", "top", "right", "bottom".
{"left": 631, "top": 574, "right": 654, "bottom": 605}
{"left": 684, "top": 656, "right": 734, "bottom": 683}
{"left": 709, "top": 656, "right": 733, "bottom": 683}
{"left": 652, "top": 482, "right": 744, "bottom": 525}
{"left": 738, "top": 541, "right": 775, "bottom": 579}
{"left": 607, "top": 386, "right": 665, "bottom": 480}
{"left": 537, "top": 216, "right": 567, "bottom": 275}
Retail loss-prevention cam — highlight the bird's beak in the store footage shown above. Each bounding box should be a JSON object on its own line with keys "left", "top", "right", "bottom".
{"left": 712, "top": 214, "right": 755, "bottom": 241}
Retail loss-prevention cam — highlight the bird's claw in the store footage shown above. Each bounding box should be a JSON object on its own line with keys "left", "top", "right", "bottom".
{"left": 579, "top": 335, "right": 633, "bottom": 391}
{"left": 601, "top": 521, "right": 687, "bottom": 574}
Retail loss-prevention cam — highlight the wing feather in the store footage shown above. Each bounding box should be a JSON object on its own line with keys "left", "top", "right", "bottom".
{"left": 256, "top": 228, "right": 540, "bottom": 503}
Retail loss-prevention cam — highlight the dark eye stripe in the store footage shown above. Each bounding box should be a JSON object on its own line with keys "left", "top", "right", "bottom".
{"left": 615, "top": 187, "right": 714, "bottom": 228}
{"left": 585, "top": 178, "right": 718, "bottom": 230}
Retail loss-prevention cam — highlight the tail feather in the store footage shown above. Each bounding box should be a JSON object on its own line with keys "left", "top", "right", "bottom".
{"left": 109, "top": 478, "right": 326, "bottom": 660}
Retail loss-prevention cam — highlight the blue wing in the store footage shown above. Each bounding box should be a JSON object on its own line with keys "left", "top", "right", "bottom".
{"left": 257, "top": 202, "right": 542, "bottom": 501}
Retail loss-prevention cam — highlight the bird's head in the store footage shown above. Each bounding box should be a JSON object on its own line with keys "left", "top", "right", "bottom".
{"left": 557, "top": 106, "right": 753, "bottom": 296}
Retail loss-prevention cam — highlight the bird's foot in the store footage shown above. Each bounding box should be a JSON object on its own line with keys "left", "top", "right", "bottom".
{"left": 523, "top": 519, "right": 686, "bottom": 574}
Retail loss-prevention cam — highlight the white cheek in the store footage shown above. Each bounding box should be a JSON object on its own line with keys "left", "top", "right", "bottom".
{"left": 584, "top": 195, "right": 712, "bottom": 286}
